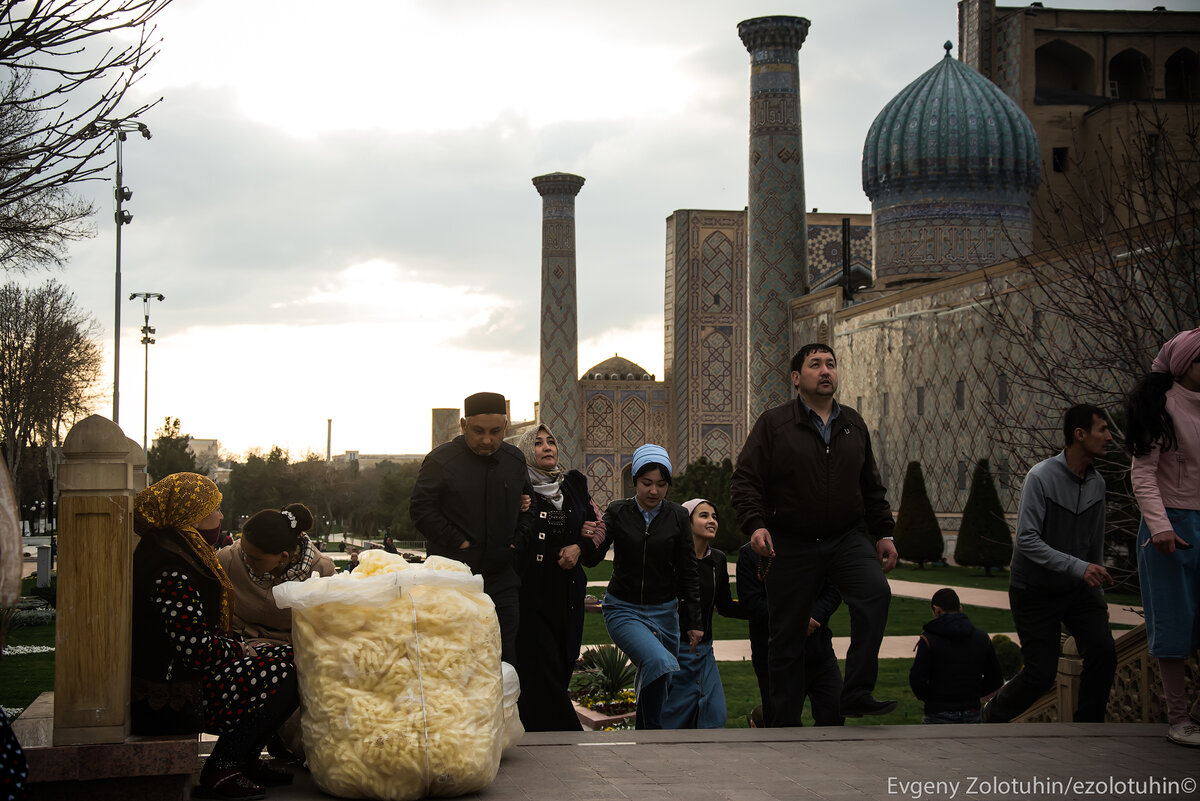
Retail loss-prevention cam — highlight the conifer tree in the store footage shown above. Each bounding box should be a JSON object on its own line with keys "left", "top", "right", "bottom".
{"left": 892, "top": 461, "right": 943, "bottom": 568}
{"left": 954, "top": 459, "right": 1013, "bottom": 576}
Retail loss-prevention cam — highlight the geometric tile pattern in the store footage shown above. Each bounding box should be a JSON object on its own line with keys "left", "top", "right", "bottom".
{"left": 806, "top": 220, "right": 872, "bottom": 290}
{"left": 620, "top": 395, "right": 647, "bottom": 451}
{"left": 793, "top": 272, "right": 1031, "bottom": 518}
{"left": 701, "top": 424, "right": 734, "bottom": 463}
{"left": 534, "top": 172, "right": 586, "bottom": 467}
{"left": 740, "top": 16, "right": 812, "bottom": 422}
{"left": 584, "top": 392, "right": 614, "bottom": 448}
{"left": 665, "top": 211, "right": 747, "bottom": 467}
{"left": 580, "top": 382, "right": 671, "bottom": 506}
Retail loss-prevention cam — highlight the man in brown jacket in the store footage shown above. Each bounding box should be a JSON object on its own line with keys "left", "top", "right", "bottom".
{"left": 732, "top": 343, "right": 898, "bottom": 726}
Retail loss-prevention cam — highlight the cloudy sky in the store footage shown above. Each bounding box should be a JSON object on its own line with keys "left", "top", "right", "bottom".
{"left": 21, "top": 0, "right": 1168, "bottom": 459}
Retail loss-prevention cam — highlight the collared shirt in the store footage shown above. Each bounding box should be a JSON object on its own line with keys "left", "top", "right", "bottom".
{"left": 637, "top": 501, "right": 663, "bottom": 530}
{"left": 798, "top": 396, "right": 842, "bottom": 445}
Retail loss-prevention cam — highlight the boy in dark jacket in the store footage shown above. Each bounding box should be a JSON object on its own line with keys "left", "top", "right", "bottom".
{"left": 909, "top": 588, "right": 1003, "bottom": 723}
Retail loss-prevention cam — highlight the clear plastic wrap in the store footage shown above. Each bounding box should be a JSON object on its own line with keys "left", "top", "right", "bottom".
{"left": 274, "top": 551, "right": 522, "bottom": 800}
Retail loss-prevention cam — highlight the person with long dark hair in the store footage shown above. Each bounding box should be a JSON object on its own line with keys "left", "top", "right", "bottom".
{"left": 660, "top": 498, "right": 747, "bottom": 728}
{"left": 513, "top": 424, "right": 606, "bottom": 731}
{"left": 596, "top": 444, "right": 702, "bottom": 729}
{"left": 217, "top": 503, "right": 335, "bottom": 647}
{"left": 132, "top": 472, "right": 298, "bottom": 799}
{"left": 1127, "top": 327, "right": 1200, "bottom": 748}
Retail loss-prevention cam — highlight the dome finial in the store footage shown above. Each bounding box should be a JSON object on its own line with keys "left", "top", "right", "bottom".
{"left": 944, "top": 41, "right": 953, "bottom": 56}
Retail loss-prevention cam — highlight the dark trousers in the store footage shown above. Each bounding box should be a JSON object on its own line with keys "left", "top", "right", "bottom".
{"left": 751, "top": 639, "right": 843, "bottom": 726}
{"left": 764, "top": 528, "right": 890, "bottom": 727}
{"left": 988, "top": 583, "right": 1116, "bottom": 723}
{"left": 484, "top": 569, "right": 520, "bottom": 666}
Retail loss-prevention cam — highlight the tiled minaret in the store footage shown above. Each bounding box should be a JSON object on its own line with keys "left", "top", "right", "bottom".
{"left": 532, "top": 172, "right": 585, "bottom": 467}
{"left": 738, "top": 16, "right": 811, "bottom": 421}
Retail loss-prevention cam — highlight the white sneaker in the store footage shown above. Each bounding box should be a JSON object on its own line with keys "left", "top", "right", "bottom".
{"left": 1167, "top": 723, "right": 1200, "bottom": 747}
{"left": 1190, "top": 697, "right": 1200, "bottom": 726}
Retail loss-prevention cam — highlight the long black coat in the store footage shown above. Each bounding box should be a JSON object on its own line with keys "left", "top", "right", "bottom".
{"left": 515, "top": 470, "right": 604, "bottom": 731}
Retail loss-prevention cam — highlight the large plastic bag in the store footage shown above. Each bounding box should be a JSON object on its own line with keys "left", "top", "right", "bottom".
{"left": 274, "top": 551, "right": 519, "bottom": 800}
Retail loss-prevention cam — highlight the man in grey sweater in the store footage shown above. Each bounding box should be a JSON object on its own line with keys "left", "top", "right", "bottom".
{"left": 983, "top": 404, "right": 1117, "bottom": 723}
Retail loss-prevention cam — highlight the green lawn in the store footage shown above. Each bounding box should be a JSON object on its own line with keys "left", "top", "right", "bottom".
{"left": 888, "top": 562, "right": 1143, "bottom": 607}
{"left": 0, "top": 624, "right": 56, "bottom": 712}
{"left": 721, "top": 658, "right": 925, "bottom": 727}
{"left": 581, "top": 596, "right": 1023, "bottom": 647}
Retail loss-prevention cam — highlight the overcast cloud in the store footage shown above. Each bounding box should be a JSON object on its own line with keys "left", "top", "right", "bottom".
{"left": 16, "top": 0, "right": 1170, "bottom": 458}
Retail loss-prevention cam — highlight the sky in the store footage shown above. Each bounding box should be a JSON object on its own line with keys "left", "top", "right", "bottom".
{"left": 17, "top": 0, "right": 1175, "bottom": 460}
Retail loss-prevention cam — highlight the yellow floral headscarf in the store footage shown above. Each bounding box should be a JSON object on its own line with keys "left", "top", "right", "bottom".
{"left": 134, "top": 472, "right": 234, "bottom": 631}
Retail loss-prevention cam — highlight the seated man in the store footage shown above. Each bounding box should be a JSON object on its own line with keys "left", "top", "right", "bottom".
{"left": 909, "top": 588, "right": 1003, "bottom": 724}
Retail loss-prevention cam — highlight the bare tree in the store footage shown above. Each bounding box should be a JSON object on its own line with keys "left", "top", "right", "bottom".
{"left": 0, "top": 0, "right": 172, "bottom": 271}
{"left": 979, "top": 102, "right": 1200, "bottom": 586}
{"left": 0, "top": 280, "right": 101, "bottom": 507}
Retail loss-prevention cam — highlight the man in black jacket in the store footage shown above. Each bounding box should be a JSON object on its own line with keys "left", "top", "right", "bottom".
{"left": 410, "top": 392, "right": 534, "bottom": 664}
{"left": 732, "top": 343, "right": 898, "bottom": 726}
{"left": 909, "top": 588, "right": 1003, "bottom": 723}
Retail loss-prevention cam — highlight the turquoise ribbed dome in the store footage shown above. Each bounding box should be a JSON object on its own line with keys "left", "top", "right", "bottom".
{"left": 862, "top": 43, "right": 1040, "bottom": 203}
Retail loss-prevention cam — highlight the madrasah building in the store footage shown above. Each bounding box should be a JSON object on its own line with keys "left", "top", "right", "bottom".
{"left": 433, "top": 1, "right": 1200, "bottom": 530}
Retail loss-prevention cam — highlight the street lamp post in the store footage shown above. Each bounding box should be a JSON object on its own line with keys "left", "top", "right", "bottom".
{"left": 99, "top": 118, "right": 152, "bottom": 424}
{"left": 129, "top": 292, "right": 164, "bottom": 451}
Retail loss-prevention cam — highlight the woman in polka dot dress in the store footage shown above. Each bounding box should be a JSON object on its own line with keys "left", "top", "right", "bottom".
{"left": 131, "top": 472, "right": 298, "bottom": 800}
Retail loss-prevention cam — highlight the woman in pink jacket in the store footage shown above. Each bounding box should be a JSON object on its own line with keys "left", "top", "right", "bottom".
{"left": 1126, "top": 327, "right": 1200, "bottom": 748}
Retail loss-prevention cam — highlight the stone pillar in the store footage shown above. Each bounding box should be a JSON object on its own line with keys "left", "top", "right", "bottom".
{"left": 54, "top": 415, "right": 143, "bottom": 745}
{"left": 532, "top": 172, "right": 585, "bottom": 467}
{"left": 739, "top": 16, "right": 811, "bottom": 421}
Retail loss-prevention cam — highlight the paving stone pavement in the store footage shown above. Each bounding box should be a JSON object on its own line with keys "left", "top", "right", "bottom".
{"left": 262, "top": 724, "right": 1198, "bottom": 801}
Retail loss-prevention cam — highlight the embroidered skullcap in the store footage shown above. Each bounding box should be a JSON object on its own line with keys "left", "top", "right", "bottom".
{"left": 632, "top": 443, "right": 672, "bottom": 477}
{"left": 1151, "top": 328, "right": 1200, "bottom": 378}
{"left": 463, "top": 392, "right": 507, "bottom": 417}
{"left": 682, "top": 498, "right": 712, "bottom": 518}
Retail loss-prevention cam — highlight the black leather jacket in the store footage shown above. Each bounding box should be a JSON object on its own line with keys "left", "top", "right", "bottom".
{"left": 598, "top": 498, "right": 702, "bottom": 632}
{"left": 410, "top": 436, "right": 534, "bottom": 577}
{"left": 732, "top": 399, "right": 894, "bottom": 549}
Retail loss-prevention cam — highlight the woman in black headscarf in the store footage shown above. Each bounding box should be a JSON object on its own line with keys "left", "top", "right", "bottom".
{"left": 514, "top": 424, "right": 607, "bottom": 731}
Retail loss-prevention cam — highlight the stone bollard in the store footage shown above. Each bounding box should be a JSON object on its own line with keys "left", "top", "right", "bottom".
{"left": 53, "top": 415, "right": 145, "bottom": 746}
{"left": 1056, "top": 636, "right": 1083, "bottom": 722}
{"left": 36, "top": 546, "right": 52, "bottom": 588}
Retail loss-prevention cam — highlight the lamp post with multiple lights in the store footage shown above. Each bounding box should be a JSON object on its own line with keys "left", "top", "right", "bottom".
{"left": 129, "top": 292, "right": 164, "bottom": 450}
{"left": 98, "top": 117, "right": 152, "bottom": 424}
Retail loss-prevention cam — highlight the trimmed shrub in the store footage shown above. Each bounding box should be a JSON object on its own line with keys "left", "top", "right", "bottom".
{"left": 955, "top": 459, "right": 1013, "bottom": 576}
{"left": 992, "top": 634, "right": 1022, "bottom": 681}
{"left": 893, "top": 461, "right": 943, "bottom": 568}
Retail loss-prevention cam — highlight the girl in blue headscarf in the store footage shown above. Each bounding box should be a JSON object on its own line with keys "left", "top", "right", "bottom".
{"left": 595, "top": 444, "right": 703, "bottom": 729}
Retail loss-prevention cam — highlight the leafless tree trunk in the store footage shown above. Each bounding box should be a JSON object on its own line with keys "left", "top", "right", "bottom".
{"left": 0, "top": 280, "right": 101, "bottom": 509}
{"left": 0, "top": 0, "right": 172, "bottom": 271}
{"left": 978, "top": 103, "right": 1200, "bottom": 588}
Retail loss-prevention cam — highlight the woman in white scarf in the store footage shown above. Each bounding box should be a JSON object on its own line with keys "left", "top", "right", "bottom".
{"left": 514, "top": 424, "right": 607, "bottom": 731}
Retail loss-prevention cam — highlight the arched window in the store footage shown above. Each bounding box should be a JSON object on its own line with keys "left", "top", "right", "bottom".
{"left": 1109, "top": 48, "right": 1152, "bottom": 100}
{"left": 1165, "top": 48, "right": 1200, "bottom": 101}
{"left": 1035, "top": 40, "right": 1095, "bottom": 96}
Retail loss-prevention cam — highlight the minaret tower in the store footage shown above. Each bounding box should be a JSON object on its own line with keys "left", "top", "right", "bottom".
{"left": 532, "top": 172, "right": 585, "bottom": 466}
{"left": 738, "top": 16, "right": 811, "bottom": 420}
